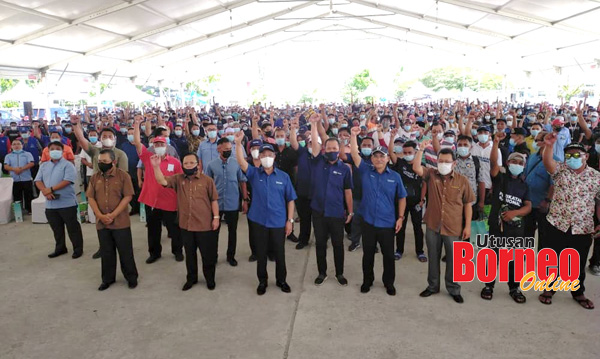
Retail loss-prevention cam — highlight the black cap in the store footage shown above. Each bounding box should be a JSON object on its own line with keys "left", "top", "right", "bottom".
{"left": 372, "top": 146, "right": 388, "bottom": 155}
{"left": 511, "top": 127, "right": 527, "bottom": 136}
{"left": 564, "top": 143, "right": 586, "bottom": 153}
{"left": 477, "top": 126, "right": 490, "bottom": 133}
{"left": 496, "top": 118, "right": 507, "bottom": 123}
{"left": 259, "top": 143, "right": 275, "bottom": 153}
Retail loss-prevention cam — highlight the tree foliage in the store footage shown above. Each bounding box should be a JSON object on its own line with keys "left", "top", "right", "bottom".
{"left": 342, "top": 69, "right": 375, "bottom": 103}
{"left": 558, "top": 84, "right": 583, "bottom": 102}
{"left": 419, "top": 67, "right": 503, "bottom": 92}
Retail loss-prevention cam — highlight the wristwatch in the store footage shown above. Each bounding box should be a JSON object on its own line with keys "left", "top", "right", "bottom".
{"left": 213, "top": 215, "right": 220, "bottom": 219}
{"left": 288, "top": 218, "right": 294, "bottom": 223}
{"left": 348, "top": 212, "right": 354, "bottom": 217}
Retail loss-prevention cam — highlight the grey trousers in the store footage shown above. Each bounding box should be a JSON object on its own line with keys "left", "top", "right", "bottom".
{"left": 425, "top": 228, "right": 461, "bottom": 295}
{"left": 350, "top": 199, "right": 362, "bottom": 245}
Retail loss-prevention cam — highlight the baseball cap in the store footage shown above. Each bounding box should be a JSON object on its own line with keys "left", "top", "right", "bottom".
{"left": 507, "top": 152, "right": 527, "bottom": 163}
{"left": 259, "top": 143, "right": 275, "bottom": 153}
{"left": 511, "top": 128, "right": 527, "bottom": 136}
{"left": 153, "top": 136, "right": 167, "bottom": 143}
{"left": 372, "top": 146, "right": 388, "bottom": 155}
{"left": 564, "top": 143, "right": 586, "bottom": 153}
{"left": 249, "top": 139, "right": 263, "bottom": 148}
{"left": 552, "top": 118, "right": 565, "bottom": 126}
{"left": 477, "top": 126, "right": 490, "bottom": 133}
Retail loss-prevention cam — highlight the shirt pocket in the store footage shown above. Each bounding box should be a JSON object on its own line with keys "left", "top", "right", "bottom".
{"left": 445, "top": 184, "right": 463, "bottom": 203}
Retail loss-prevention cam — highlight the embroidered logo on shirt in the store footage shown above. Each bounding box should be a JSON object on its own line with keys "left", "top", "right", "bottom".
{"left": 276, "top": 181, "right": 283, "bottom": 185}
{"left": 387, "top": 179, "right": 395, "bottom": 183}
{"left": 333, "top": 171, "right": 342, "bottom": 175}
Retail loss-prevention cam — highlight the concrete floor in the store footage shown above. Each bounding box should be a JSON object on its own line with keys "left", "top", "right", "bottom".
{"left": 1, "top": 217, "right": 599, "bottom": 359}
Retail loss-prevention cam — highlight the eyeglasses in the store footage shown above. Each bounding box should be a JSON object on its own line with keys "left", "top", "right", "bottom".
{"left": 564, "top": 152, "right": 584, "bottom": 159}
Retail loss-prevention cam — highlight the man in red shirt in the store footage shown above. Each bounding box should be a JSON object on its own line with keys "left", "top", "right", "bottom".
{"left": 134, "top": 116, "right": 184, "bottom": 264}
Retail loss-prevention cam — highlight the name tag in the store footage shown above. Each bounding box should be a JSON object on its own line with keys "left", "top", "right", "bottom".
{"left": 167, "top": 164, "right": 174, "bottom": 172}
{"left": 387, "top": 179, "right": 395, "bottom": 183}
{"left": 333, "top": 170, "right": 342, "bottom": 175}
{"left": 276, "top": 181, "right": 283, "bottom": 185}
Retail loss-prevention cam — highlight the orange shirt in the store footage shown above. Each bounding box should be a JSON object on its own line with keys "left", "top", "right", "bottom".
{"left": 40, "top": 145, "right": 75, "bottom": 162}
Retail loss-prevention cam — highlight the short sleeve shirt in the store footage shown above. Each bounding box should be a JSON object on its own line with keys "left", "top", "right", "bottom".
{"left": 4, "top": 151, "right": 34, "bottom": 182}
{"left": 86, "top": 167, "right": 135, "bottom": 230}
{"left": 245, "top": 166, "right": 297, "bottom": 228}
{"left": 165, "top": 173, "right": 218, "bottom": 232}
{"left": 34, "top": 158, "right": 78, "bottom": 209}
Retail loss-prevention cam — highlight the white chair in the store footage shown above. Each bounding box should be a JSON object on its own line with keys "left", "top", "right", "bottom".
{"left": 31, "top": 195, "right": 47, "bottom": 224}
{"left": 0, "top": 177, "right": 14, "bottom": 224}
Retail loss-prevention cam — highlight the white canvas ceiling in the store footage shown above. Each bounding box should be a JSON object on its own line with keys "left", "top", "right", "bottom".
{"left": 0, "top": 0, "right": 599, "bottom": 84}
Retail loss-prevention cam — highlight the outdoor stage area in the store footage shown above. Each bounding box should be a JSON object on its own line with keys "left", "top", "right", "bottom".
{"left": 1, "top": 217, "right": 598, "bottom": 359}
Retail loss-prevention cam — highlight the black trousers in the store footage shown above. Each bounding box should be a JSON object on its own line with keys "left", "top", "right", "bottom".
{"left": 247, "top": 216, "right": 257, "bottom": 257}
{"left": 218, "top": 210, "right": 239, "bottom": 259}
{"left": 98, "top": 228, "right": 138, "bottom": 284}
{"left": 129, "top": 174, "right": 140, "bottom": 214}
{"left": 523, "top": 207, "right": 549, "bottom": 250}
{"left": 313, "top": 213, "right": 345, "bottom": 276}
{"left": 251, "top": 221, "right": 286, "bottom": 283}
{"left": 145, "top": 206, "right": 182, "bottom": 258}
{"left": 485, "top": 227, "right": 524, "bottom": 290}
{"left": 181, "top": 229, "right": 218, "bottom": 283}
{"left": 45, "top": 206, "right": 83, "bottom": 254}
{"left": 362, "top": 222, "right": 395, "bottom": 287}
{"left": 12, "top": 180, "right": 33, "bottom": 213}
{"left": 589, "top": 217, "right": 600, "bottom": 267}
{"left": 546, "top": 224, "right": 593, "bottom": 297}
{"left": 395, "top": 201, "right": 424, "bottom": 255}
{"left": 296, "top": 195, "right": 312, "bottom": 245}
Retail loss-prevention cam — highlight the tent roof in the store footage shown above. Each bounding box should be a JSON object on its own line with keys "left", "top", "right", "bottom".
{"left": 1, "top": 0, "right": 599, "bottom": 84}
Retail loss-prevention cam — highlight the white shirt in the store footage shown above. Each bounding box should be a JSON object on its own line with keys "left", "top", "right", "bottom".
{"left": 81, "top": 142, "right": 102, "bottom": 177}
{"left": 470, "top": 141, "right": 502, "bottom": 189}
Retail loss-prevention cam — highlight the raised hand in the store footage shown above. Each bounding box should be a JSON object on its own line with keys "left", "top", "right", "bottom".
{"left": 234, "top": 130, "right": 244, "bottom": 144}
{"left": 351, "top": 126, "right": 361, "bottom": 136}
{"left": 494, "top": 131, "right": 506, "bottom": 143}
{"left": 150, "top": 155, "right": 161, "bottom": 168}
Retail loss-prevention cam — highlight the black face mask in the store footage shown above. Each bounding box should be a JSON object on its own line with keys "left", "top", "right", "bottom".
{"left": 99, "top": 162, "right": 113, "bottom": 173}
{"left": 264, "top": 131, "right": 272, "bottom": 137}
{"left": 183, "top": 167, "right": 198, "bottom": 176}
{"left": 222, "top": 150, "right": 232, "bottom": 159}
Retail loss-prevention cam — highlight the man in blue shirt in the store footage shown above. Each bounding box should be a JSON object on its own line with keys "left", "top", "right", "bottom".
{"left": 197, "top": 123, "right": 219, "bottom": 173}
{"left": 119, "top": 128, "right": 141, "bottom": 215}
{"left": 3, "top": 138, "right": 35, "bottom": 214}
{"left": 350, "top": 127, "right": 407, "bottom": 296}
{"left": 543, "top": 117, "right": 570, "bottom": 162}
{"left": 347, "top": 135, "right": 375, "bottom": 252}
{"left": 205, "top": 137, "right": 248, "bottom": 267}
{"left": 34, "top": 141, "right": 84, "bottom": 259}
{"left": 309, "top": 116, "right": 353, "bottom": 286}
{"left": 234, "top": 132, "right": 297, "bottom": 296}
{"left": 19, "top": 126, "right": 42, "bottom": 179}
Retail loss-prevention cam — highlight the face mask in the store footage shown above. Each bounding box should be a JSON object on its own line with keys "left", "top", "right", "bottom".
{"left": 448, "top": 119, "right": 455, "bottom": 124}
{"left": 394, "top": 145, "right": 403, "bottom": 153}
{"left": 360, "top": 115, "right": 366, "bottom": 119}
{"left": 222, "top": 150, "right": 232, "bottom": 159}
{"left": 208, "top": 130, "right": 217, "bottom": 139}
{"left": 218, "top": 130, "right": 224, "bottom": 136}
{"left": 332, "top": 128, "right": 338, "bottom": 135}
{"left": 192, "top": 129, "right": 200, "bottom": 136}
{"left": 404, "top": 154, "right": 415, "bottom": 162}
{"left": 275, "top": 138, "right": 285, "bottom": 146}
{"left": 12, "top": 149, "right": 23, "bottom": 154}
{"left": 175, "top": 130, "right": 182, "bottom": 136}
{"left": 49, "top": 150, "right": 62, "bottom": 160}
{"left": 298, "top": 140, "right": 306, "bottom": 147}
{"left": 324, "top": 151, "right": 339, "bottom": 162}
{"left": 471, "top": 129, "right": 478, "bottom": 136}
{"left": 530, "top": 129, "right": 540, "bottom": 137}
{"left": 285, "top": 141, "right": 291, "bottom": 147}
{"left": 532, "top": 142, "right": 540, "bottom": 151}
{"left": 591, "top": 116, "right": 599, "bottom": 123}
{"left": 403, "top": 125, "right": 411, "bottom": 132}
{"left": 308, "top": 147, "right": 313, "bottom": 155}
{"left": 484, "top": 115, "right": 490, "bottom": 120}
{"left": 340, "top": 124, "right": 348, "bottom": 128}
{"left": 566, "top": 157, "right": 583, "bottom": 170}
{"left": 141, "top": 125, "right": 146, "bottom": 132}
{"left": 456, "top": 146, "right": 470, "bottom": 157}
{"left": 587, "top": 123, "right": 592, "bottom": 128}
{"left": 509, "top": 138, "right": 516, "bottom": 146}
{"left": 154, "top": 146, "right": 167, "bottom": 156}
{"left": 508, "top": 164, "right": 524, "bottom": 176}
{"left": 102, "top": 138, "right": 115, "bottom": 148}
{"left": 233, "top": 128, "right": 241, "bottom": 133}
{"left": 341, "top": 138, "right": 349, "bottom": 146}
{"left": 261, "top": 156, "right": 274, "bottom": 168}
{"left": 527, "top": 116, "right": 536, "bottom": 121}
{"left": 127, "top": 135, "right": 134, "bottom": 142}
{"left": 21, "top": 133, "right": 29, "bottom": 139}
{"left": 11, "top": 126, "right": 17, "bottom": 131}
{"left": 87, "top": 136, "right": 97, "bottom": 144}
{"left": 264, "top": 131, "right": 272, "bottom": 137}
{"left": 98, "top": 162, "right": 113, "bottom": 173}
{"left": 570, "top": 116, "right": 578, "bottom": 122}
{"left": 120, "top": 128, "right": 128, "bottom": 134}
{"left": 328, "top": 118, "right": 335, "bottom": 124}
{"left": 251, "top": 149, "right": 260, "bottom": 159}
{"left": 242, "top": 126, "right": 248, "bottom": 131}
{"left": 444, "top": 137, "right": 454, "bottom": 144}
{"left": 361, "top": 148, "right": 372, "bottom": 156}
{"left": 492, "top": 120, "right": 497, "bottom": 125}
{"left": 517, "top": 110, "right": 522, "bottom": 115}
{"left": 595, "top": 144, "right": 600, "bottom": 153}
{"left": 436, "top": 133, "right": 443, "bottom": 141}
{"left": 165, "top": 137, "right": 171, "bottom": 145}
{"left": 437, "top": 163, "right": 452, "bottom": 175}
{"left": 51, "top": 138, "right": 61, "bottom": 143}
{"left": 183, "top": 167, "right": 198, "bottom": 176}
{"left": 413, "top": 130, "right": 421, "bottom": 138}
{"left": 507, "top": 121, "right": 513, "bottom": 127}
{"left": 64, "top": 128, "right": 72, "bottom": 134}
{"left": 226, "top": 135, "right": 235, "bottom": 142}
{"left": 212, "top": 120, "right": 218, "bottom": 124}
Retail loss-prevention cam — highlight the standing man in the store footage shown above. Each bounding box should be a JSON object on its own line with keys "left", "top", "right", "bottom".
{"left": 205, "top": 137, "right": 248, "bottom": 267}
{"left": 413, "top": 141, "right": 475, "bottom": 303}
{"left": 4, "top": 138, "right": 35, "bottom": 214}
{"left": 273, "top": 127, "right": 300, "bottom": 243}
{"left": 152, "top": 153, "right": 220, "bottom": 291}
{"left": 234, "top": 131, "right": 296, "bottom": 295}
{"left": 133, "top": 116, "right": 184, "bottom": 264}
{"left": 34, "top": 141, "right": 84, "bottom": 259}
{"left": 119, "top": 127, "right": 141, "bottom": 215}
{"left": 86, "top": 149, "right": 138, "bottom": 291}
{"left": 289, "top": 120, "right": 314, "bottom": 250}
{"left": 350, "top": 126, "right": 406, "bottom": 296}
{"left": 309, "top": 116, "right": 353, "bottom": 286}
{"left": 197, "top": 122, "right": 219, "bottom": 173}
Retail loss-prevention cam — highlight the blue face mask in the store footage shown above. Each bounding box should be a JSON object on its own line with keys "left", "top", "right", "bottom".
{"left": 208, "top": 130, "right": 217, "bottom": 139}
{"left": 49, "top": 150, "right": 62, "bottom": 160}
{"left": 471, "top": 129, "right": 478, "bottom": 136}
{"left": 340, "top": 124, "right": 348, "bottom": 128}
{"left": 227, "top": 135, "right": 235, "bottom": 142}
{"left": 192, "top": 129, "right": 200, "bottom": 136}
{"left": 120, "top": 128, "right": 128, "bottom": 134}
{"left": 361, "top": 148, "right": 372, "bottom": 156}
{"left": 332, "top": 128, "right": 338, "bottom": 135}
{"left": 508, "top": 164, "right": 524, "bottom": 176}
{"left": 532, "top": 142, "right": 540, "bottom": 151}
{"left": 285, "top": 141, "right": 291, "bottom": 147}
{"left": 595, "top": 144, "right": 600, "bottom": 154}
{"left": 89, "top": 136, "right": 98, "bottom": 144}
{"left": 275, "top": 138, "right": 285, "bottom": 146}
{"left": 566, "top": 157, "right": 583, "bottom": 170}
{"left": 13, "top": 149, "right": 23, "bottom": 154}
{"left": 165, "top": 137, "right": 171, "bottom": 145}
{"left": 324, "top": 151, "right": 339, "bottom": 162}
{"left": 299, "top": 141, "right": 306, "bottom": 147}
{"left": 403, "top": 154, "right": 415, "bottom": 162}
{"left": 394, "top": 145, "right": 403, "bottom": 153}
{"left": 127, "top": 135, "right": 134, "bottom": 142}
{"left": 477, "top": 134, "right": 489, "bottom": 143}
{"left": 174, "top": 130, "right": 183, "bottom": 137}
{"left": 456, "top": 146, "right": 470, "bottom": 157}
{"left": 218, "top": 130, "right": 224, "bottom": 136}
{"left": 530, "top": 129, "right": 540, "bottom": 137}
{"left": 64, "top": 127, "right": 72, "bottom": 134}
{"left": 509, "top": 138, "right": 516, "bottom": 147}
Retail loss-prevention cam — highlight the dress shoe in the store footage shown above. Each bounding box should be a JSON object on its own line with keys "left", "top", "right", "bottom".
{"left": 227, "top": 257, "right": 238, "bottom": 267}
{"left": 386, "top": 285, "right": 397, "bottom": 296}
{"left": 174, "top": 253, "right": 184, "bottom": 262}
{"left": 92, "top": 250, "right": 101, "bottom": 259}
{"left": 287, "top": 233, "right": 299, "bottom": 243}
{"left": 182, "top": 280, "right": 198, "bottom": 291}
{"left": 360, "top": 283, "right": 371, "bottom": 293}
{"left": 207, "top": 281, "right": 216, "bottom": 290}
{"left": 145, "top": 255, "right": 161, "bottom": 264}
{"left": 336, "top": 275, "right": 348, "bottom": 286}
{"left": 128, "top": 281, "right": 138, "bottom": 289}
{"left": 419, "top": 289, "right": 438, "bottom": 297}
{"left": 72, "top": 252, "right": 83, "bottom": 259}
{"left": 267, "top": 255, "right": 275, "bottom": 262}
{"left": 295, "top": 242, "right": 307, "bottom": 250}
{"left": 98, "top": 282, "right": 114, "bottom": 291}
{"left": 276, "top": 281, "right": 291, "bottom": 293}
{"left": 257, "top": 282, "right": 268, "bottom": 295}
{"left": 48, "top": 250, "right": 67, "bottom": 258}
{"left": 452, "top": 294, "right": 464, "bottom": 303}
{"left": 249, "top": 254, "right": 257, "bottom": 262}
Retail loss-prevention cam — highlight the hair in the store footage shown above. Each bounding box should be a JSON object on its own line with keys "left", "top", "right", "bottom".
{"left": 217, "top": 137, "right": 230, "bottom": 145}
{"left": 457, "top": 135, "right": 473, "bottom": 143}
{"left": 49, "top": 131, "right": 61, "bottom": 138}
{"left": 12, "top": 138, "right": 23, "bottom": 145}
{"left": 531, "top": 122, "right": 543, "bottom": 128}
{"left": 99, "top": 149, "right": 116, "bottom": 162}
{"left": 182, "top": 153, "right": 199, "bottom": 163}
{"left": 48, "top": 141, "right": 64, "bottom": 150}
{"left": 260, "top": 123, "right": 272, "bottom": 130}
{"left": 337, "top": 127, "right": 351, "bottom": 135}
{"left": 360, "top": 136, "right": 374, "bottom": 145}
{"left": 274, "top": 127, "right": 286, "bottom": 136}
{"left": 403, "top": 140, "right": 417, "bottom": 149}
{"left": 431, "top": 121, "right": 445, "bottom": 130}
{"left": 154, "top": 127, "right": 168, "bottom": 137}
{"left": 438, "top": 147, "right": 456, "bottom": 161}
{"left": 325, "top": 137, "right": 340, "bottom": 147}
{"left": 100, "top": 128, "right": 116, "bottom": 137}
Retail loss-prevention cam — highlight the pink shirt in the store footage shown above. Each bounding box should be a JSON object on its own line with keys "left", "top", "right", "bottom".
{"left": 138, "top": 146, "right": 182, "bottom": 211}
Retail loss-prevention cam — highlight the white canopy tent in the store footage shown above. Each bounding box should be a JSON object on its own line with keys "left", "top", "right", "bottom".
{"left": 0, "top": 0, "right": 599, "bottom": 89}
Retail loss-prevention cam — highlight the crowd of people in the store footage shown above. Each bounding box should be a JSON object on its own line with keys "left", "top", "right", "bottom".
{"left": 2, "top": 98, "right": 600, "bottom": 309}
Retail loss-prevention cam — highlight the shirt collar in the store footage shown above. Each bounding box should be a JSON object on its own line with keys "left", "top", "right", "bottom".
{"left": 103, "top": 166, "right": 117, "bottom": 177}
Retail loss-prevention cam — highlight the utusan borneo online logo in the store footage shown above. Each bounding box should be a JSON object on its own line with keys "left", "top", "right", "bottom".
{"left": 453, "top": 234, "right": 580, "bottom": 292}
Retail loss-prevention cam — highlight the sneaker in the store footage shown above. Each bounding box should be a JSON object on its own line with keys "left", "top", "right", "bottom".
{"left": 589, "top": 265, "right": 600, "bottom": 276}
{"left": 336, "top": 275, "right": 348, "bottom": 286}
{"left": 314, "top": 274, "right": 328, "bottom": 286}
{"left": 394, "top": 251, "right": 402, "bottom": 261}
{"left": 348, "top": 243, "right": 361, "bottom": 252}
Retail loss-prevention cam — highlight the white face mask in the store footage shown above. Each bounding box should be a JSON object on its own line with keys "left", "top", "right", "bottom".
{"left": 436, "top": 133, "right": 443, "bottom": 141}
{"left": 101, "top": 138, "right": 115, "bottom": 148}
{"left": 438, "top": 163, "right": 453, "bottom": 175}
{"left": 251, "top": 149, "right": 260, "bottom": 159}
{"left": 260, "top": 156, "right": 274, "bottom": 168}
{"left": 507, "top": 121, "right": 513, "bottom": 127}
{"left": 154, "top": 146, "right": 166, "bottom": 156}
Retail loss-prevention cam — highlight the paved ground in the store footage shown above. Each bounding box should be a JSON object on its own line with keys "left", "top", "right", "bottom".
{"left": 1, "top": 217, "right": 599, "bottom": 359}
